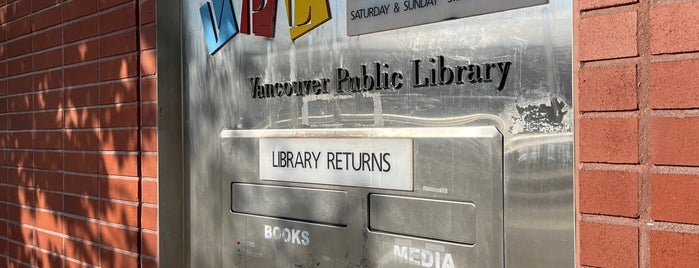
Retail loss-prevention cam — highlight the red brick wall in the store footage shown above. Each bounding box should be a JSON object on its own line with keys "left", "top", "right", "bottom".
{"left": 0, "top": 0, "right": 158, "bottom": 267}
{"left": 577, "top": 0, "right": 699, "bottom": 267}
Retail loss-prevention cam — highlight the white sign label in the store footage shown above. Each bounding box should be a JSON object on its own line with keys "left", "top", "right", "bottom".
{"left": 347, "top": 0, "right": 548, "bottom": 36}
{"left": 259, "top": 138, "right": 413, "bottom": 190}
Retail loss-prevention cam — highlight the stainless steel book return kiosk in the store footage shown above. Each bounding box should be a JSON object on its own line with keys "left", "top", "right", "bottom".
{"left": 221, "top": 127, "right": 503, "bottom": 267}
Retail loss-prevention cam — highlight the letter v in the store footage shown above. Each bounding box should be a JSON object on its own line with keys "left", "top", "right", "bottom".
{"left": 200, "top": 0, "right": 239, "bottom": 55}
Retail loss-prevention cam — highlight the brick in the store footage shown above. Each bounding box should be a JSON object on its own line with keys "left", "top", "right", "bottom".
{"left": 101, "top": 129, "right": 138, "bottom": 151}
{"left": 35, "top": 210, "right": 63, "bottom": 233}
{"left": 8, "top": 150, "right": 32, "bottom": 167}
{"left": 8, "top": 131, "right": 32, "bottom": 148}
{"left": 100, "top": 54, "right": 138, "bottom": 81}
{"left": 650, "top": 117, "right": 699, "bottom": 166}
{"left": 142, "top": 154, "right": 156, "bottom": 178}
{"left": 7, "top": 55, "right": 32, "bottom": 76}
{"left": 140, "top": 50, "right": 156, "bottom": 76}
{"left": 31, "top": 5, "right": 61, "bottom": 31}
{"left": 35, "top": 89, "right": 63, "bottom": 110}
{"left": 34, "top": 229, "right": 63, "bottom": 253}
{"left": 62, "top": 0, "right": 98, "bottom": 22}
{"left": 99, "top": 3, "right": 136, "bottom": 34}
{"left": 579, "top": 117, "right": 638, "bottom": 163}
{"left": 65, "top": 86, "right": 98, "bottom": 107}
{"left": 100, "top": 200, "right": 138, "bottom": 226}
{"left": 34, "top": 170, "right": 62, "bottom": 190}
{"left": 31, "top": 0, "right": 61, "bottom": 12}
{"left": 141, "top": 102, "right": 156, "bottom": 126}
{"left": 34, "top": 151, "right": 63, "bottom": 170}
{"left": 650, "top": 2, "right": 699, "bottom": 55}
{"left": 651, "top": 231, "right": 699, "bottom": 267}
{"left": 7, "top": 0, "right": 31, "bottom": 21}
{"left": 7, "top": 186, "right": 34, "bottom": 205}
{"left": 141, "top": 77, "right": 156, "bottom": 102}
{"left": 140, "top": 0, "right": 155, "bottom": 24}
{"left": 580, "top": 222, "right": 638, "bottom": 268}
{"left": 65, "top": 62, "right": 99, "bottom": 86}
{"left": 64, "top": 238, "right": 99, "bottom": 265}
{"left": 64, "top": 16, "right": 98, "bottom": 43}
{"left": 142, "top": 205, "right": 157, "bottom": 231}
{"left": 580, "top": 11, "right": 637, "bottom": 61}
{"left": 580, "top": 0, "right": 636, "bottom": 11}
{"left": 64, "top": 195, "right": 99, "bottom": 219}
{"left": 7, "top": 74, "right": 32, "bottom": 94}
{"left": 63, "top": 216, "right": 98, "bottom": 241}
{"left": 99, "top": 0, "right": 132, "bottom": 10}
{"left": 142, "top": 231, "right": 157, "bottom": 257}
{"left": 0, "top": 62, "right": 6, "bottom": 79}
{"left": 64, "top": 39, "right": 99, "bottom": 65}
{"left": 35, "top": 250, "right": 62, "bottom": 268}
{"left": 100, "top": 224, "right": 138, "bottom": 251}
{"left": 0, "top": 114, "right": 6, "bottom": 130}
{"left": 101, "top": 154, "right": 138, "bottom": 176}
{"left": 65, "top": 129, "right": 100, "bottom": 151}
{"left": 7, "top": 36, "right": 31, "bottom": 58}
{"left": 34, "top": 131, "right": 63, "bottom": 150}
{"left": 101, "top": 177, "right": 139, "bottom": 201}
{"left": 7, "top": 17, "right": 31, "bottom": 39}
{"left": 34, "top": 70, "right": 63, "bottom": 90}
{"left": 33, "top": 48, "right": 62, "bottom": 71}
{"left": 64, "top": 152, "right": 99, "bottom": 174}
{"left": 141, "top": 128, "right": 157, "bottom": 152}
{"left": 7, "top": 242, "right": 33, "bottom": 265}
{"left": 140, "top": 23, "right": 156, "bottom": 49}
{"left": 64, "top": 174, "right": 99, "bottom": 196}
{"left": 99, "top": 80, "right": 138, "bottom": 104}
{"left": 8, "top": 113, "right": 33, "bottom": 130}
{"left": 142, "top": 181, "right": 157, "bottom": 204}
{"left": 32, "top": 26, "right": 62, "bottom": 51}
{"left": 100, "top": 248, "right": 138, "bottom": 268}
{"left": 100, "top": 104, "right": 138, "bottom": 127}
{"left": 650, "top": 59, "right": 699, "bottom": 109}
{"left": 8, "top": 95, "right": 31, "bottom": 112}
{"left": 7, "top": 204, "right": 34, "bottom": 224}
{"left": 99, "top": 30, "right": 137, "bottom": 57}
{"left": 35, "top": 190, "right": 62, "bottom": 210}
{"left": 6, "top": 222, "right": 33, "bottom": 244}
{"left": 651, "top": 173, "right": 699, "bottom": 224}
{"left": 65, "top": 108, "right": 99, "bottom": 129}
{"left": 34, "top": 110, "right": 63, "bottom": 129}
{"left": 7, "top": 167, "right": 33, "bottom": 186}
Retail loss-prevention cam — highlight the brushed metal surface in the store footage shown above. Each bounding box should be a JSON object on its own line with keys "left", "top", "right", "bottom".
{"left": 231, "top": 183, "right": 350, "bottom": 226}
{"left": 369, "top": 195, "right": 477, "bottom": 245}
{"left": 220, "top": 126, "right": 504, "bottom": 267}
{"left": 174, "top": 0, "right": 575, "bottom": 267}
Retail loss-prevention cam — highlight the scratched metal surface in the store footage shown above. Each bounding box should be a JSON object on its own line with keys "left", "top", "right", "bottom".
{"left": 180, "top": 0, "right": 573, "bottom": 267}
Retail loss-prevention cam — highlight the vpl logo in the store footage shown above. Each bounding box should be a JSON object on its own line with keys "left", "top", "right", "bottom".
{"left": 200, "top": 0, "right": 332, "bottom": 55}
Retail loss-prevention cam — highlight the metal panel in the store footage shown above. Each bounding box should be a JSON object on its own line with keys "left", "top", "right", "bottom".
{"left": 369, "top": 195, "right": 477, "bottom": 245}
{"left": 231, "top": 183, "right": 350, "bottom": 226}
{"left": 220, "top": 126, "right": 504, "bottom": 267}
{"left": 177, "top": 0, "right": 574, "bottom": 267}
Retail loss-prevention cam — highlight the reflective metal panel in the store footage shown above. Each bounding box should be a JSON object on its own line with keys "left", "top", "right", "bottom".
{"left": 231, "top": 183, "right": 350, "bottom": 226}
{"left": 178, "top": 0, "right": 574, "bottom": 267}
{"left": 220, "top": 126, "right": 504, "bottom": 267}
{"left": 369, "top": 195, "right": 477, "bottom": 245}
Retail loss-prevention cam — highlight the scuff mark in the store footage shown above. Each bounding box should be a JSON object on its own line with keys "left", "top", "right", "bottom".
{"left": 511, "top": 98, "right": 570, "bottom": 134}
